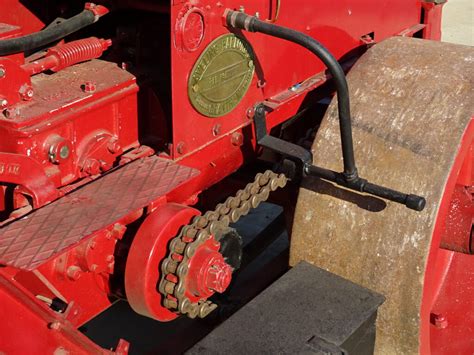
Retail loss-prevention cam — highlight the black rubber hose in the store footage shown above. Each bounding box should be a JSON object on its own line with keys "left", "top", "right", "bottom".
{"left": 226, "top": 10, "right": 358, "bottom": 180}
{"left": 0, "top": 10, "right": 96, "bottom": 56}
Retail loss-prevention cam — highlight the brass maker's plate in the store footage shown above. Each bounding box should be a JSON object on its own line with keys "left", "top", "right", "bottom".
{"left": 188, "top": 34, "right": 255, "bottom": 117}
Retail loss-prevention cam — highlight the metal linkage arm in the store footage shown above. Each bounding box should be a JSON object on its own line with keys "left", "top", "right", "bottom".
{"left": 254, "top": 105, "right": 426, "bottom": 212}
{"left": 225, "top": 10, "right": 426, "bottom": 212}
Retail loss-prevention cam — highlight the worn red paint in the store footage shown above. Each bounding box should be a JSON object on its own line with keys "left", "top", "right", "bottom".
{"left": 0, "top": 0, "right": 456, "bottom": 353}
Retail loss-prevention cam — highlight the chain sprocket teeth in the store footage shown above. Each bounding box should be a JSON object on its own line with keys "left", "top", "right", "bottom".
{"left": 159, "top": 170, "right": 288, "bottom": 319}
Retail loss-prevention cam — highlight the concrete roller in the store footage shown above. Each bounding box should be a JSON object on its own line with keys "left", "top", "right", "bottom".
{"left": 290, "top": 37, "right": 473, "bottom": 354}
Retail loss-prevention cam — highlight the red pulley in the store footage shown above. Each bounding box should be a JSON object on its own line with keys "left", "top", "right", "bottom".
{"left": 125, "top": 203, "right": 234, "bottom": 321}
{"left": 125, "top": 203, "right": 200, "bottom": 321}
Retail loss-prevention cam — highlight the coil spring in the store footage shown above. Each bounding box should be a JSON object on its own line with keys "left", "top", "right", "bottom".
{"left": 48, "top": 37, "right": 112, "bottom": 72}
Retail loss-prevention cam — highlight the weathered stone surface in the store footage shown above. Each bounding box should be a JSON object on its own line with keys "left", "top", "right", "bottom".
{"left": 291, "top": 37, "right": 473, "bottom": 354}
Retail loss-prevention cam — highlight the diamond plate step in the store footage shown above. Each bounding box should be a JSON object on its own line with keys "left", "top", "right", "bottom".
{"left": 0, "top": 156, "right": 200, "bottom": 270}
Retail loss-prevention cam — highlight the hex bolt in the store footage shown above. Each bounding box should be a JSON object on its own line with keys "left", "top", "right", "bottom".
{"left": 246, "top": 106, "right": 255, "bottom": 119}
{"left": 82, "top": 158, "right": 101, "bottom": 175}
{"left": 205, "top": 260, "right": 232, "bottom": 293}
{"left": 231, "top": 132, "right": 244, "bottom": 146}
{"left": 19, "top": 84, "right": 34, "bottom": 101}
{"left": 432, "top": 314, "right": 448, "bottom": 329}
{"left": 66, "top": 266, "right": 82, "bottom": 281}
{"left": 107, "top": 138, "right": 122, "bottom": 154}
{"left": 82, "top": 81, "right": 96, "bottom": 93}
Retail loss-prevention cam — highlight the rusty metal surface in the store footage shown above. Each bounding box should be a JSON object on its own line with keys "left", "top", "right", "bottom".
{"left": 0, "top": 156, "right": 199, "bottom": 270}
{"left": 290, "top": 37, "right": 474, "bottom": 354}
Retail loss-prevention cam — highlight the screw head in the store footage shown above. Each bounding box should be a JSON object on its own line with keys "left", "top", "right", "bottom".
{"left": 0, "top": 66, "right": 5, "bottom": 78}
{"left": 176, "top": 142, "right": 186, "bottom": 155}
{"left": 212, "top": 124, "right": 222, "bottom": 136}
{"left": 59, "top": 145, "right": 70, "bottom": 160}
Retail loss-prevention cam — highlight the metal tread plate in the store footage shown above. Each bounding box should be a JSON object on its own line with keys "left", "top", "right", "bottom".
{"left": 0, "top": 156, "right": 199, "bottom": 270}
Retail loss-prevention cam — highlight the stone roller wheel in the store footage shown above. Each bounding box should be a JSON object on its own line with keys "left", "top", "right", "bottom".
{"left": 290, "top": 37, "right": 473, "bottom": 354}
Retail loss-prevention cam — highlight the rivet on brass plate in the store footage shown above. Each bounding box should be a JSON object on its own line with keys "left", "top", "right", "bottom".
{"left": 188, "top": 34, "right": 255, "bottom": 118}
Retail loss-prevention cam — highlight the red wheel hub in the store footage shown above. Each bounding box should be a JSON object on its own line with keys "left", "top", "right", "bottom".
{"left": 125, "top": 203, "right": 200, "bottom": 321}
{"left": 125, "top": 203, "right": 234, "bottom": 322}
{"left": 186, "top": 235, "right": 233, "bottom": 299}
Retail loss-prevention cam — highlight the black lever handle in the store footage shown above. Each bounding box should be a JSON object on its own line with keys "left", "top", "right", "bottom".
{"left": 305, "top": 165, "right": 426, "bottom": 211}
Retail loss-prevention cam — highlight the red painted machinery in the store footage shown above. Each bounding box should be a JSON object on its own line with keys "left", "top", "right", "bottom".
{"left": 0, "top": 0, "right": 472, "bottom": 354}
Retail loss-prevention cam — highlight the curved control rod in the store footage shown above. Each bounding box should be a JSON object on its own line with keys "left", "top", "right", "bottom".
{"left": 225, "top": 10, "right": 426, "bottom": 211}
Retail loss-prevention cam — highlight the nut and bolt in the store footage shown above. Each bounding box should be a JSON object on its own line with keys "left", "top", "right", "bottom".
{"left": 212, "top": 123, "right": 222, "bottom": 136}
{"left": 231, "top": 132, "right": 244, "bottom": 146}
{"left": 66, "top": 266, "right": 82, "bottom": 281}
{"left": 432, "top": 314, "right": 448, "bottom": 329}
{"left": 82, "top": 81, "right": 96, "bottom": 93}
{"left": 107, "top": 138, "right": 122, "bottom": 154}
{"left": 82, "top": 158, "right": 101, "bottom": 175}
{"left": 246, "top": 107, "right": 255, "bottom": 119}
{"left": 19, "top": 84, "right": 34, "bottom": 101}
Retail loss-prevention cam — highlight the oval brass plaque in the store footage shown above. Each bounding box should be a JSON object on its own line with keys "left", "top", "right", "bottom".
{"left": 188, "top": 34, "right": 255, "bottom": 118}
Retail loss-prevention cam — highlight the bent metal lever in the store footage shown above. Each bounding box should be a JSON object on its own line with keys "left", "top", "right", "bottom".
{"left": 224, "top": 9, "right": 426, "bottom": 212}
{"left": 254, "top": 105, "right": 426, "bottom": 211}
